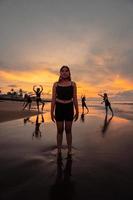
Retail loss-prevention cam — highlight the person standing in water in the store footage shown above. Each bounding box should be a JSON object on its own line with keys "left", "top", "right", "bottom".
{"left": 98, "top": 93, "right": 114, "bottom": 116}
{"left": 81, "top": 95, "right": 89, "bottom": 113}
{"left": 51, "top": 66, "right": 79, "bottom": 157}
{"left": 33, "top": 85, "right": 45, "bottom": 112}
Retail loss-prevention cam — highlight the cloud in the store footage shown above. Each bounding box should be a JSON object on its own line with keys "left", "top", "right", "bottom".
{"left": 7, "top": 84, "right": 18, "bottom": 88}
{"left": 0, "top": 0, "right": 133, "bottom": 96}
{"left": 114, "top": 90, "right": 133, "bottom": 100}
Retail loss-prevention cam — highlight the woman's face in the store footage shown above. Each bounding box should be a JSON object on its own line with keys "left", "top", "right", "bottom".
{"left": 60, "top": 67, "right": 70, "bottom": 79}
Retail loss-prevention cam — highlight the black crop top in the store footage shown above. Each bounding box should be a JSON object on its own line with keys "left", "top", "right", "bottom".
{"left": 56, "top": 84, "right": 73, "bottom": 100}
{"left": 36, "top": 91, "right": 41, "bottom": 98}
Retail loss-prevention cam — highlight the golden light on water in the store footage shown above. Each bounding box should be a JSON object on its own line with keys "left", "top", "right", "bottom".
{"left": 27, "top": 112, "right": 51, "bottom": 123}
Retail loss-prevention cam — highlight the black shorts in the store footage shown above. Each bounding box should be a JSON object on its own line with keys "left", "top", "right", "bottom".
{"left": 36, "top": 97, "right": 42, "bottom": 103}
{"left": 105, "top": 102, "right": 111, "bottom": 107}
{"left": 82, "top": 102, "right": 87, "bottom": 107}
{"left": 55, "top": 102, "right": 74, "bottom": 121}
{"left": 27, "top": 99, "right": 32, "bottom": 103}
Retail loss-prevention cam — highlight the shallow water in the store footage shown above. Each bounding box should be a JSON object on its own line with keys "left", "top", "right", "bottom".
{"left": 1, "top": 104, "right": 133, "bottom": 199}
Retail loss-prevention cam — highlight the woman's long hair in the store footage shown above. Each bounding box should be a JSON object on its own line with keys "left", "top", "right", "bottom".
{"left": 58, "top": 65, "right": 71, "bottom": 82}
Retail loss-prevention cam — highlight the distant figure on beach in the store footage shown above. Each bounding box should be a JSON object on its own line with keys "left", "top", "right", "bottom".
{"left": 98, "top": 93, "right": 114, "bottom": 116}
{"left": 23, "top": 93, "right": 28, "bottom": 106}
{"left": 51, "top": 65, "right": 79, "bottom": 157}
{"left": 23, "top": 93, "right": 32, "bottom": 110}
{"left": 33, "top": 85, "right": 45, "bottom": 112}
{"left": 32, "top": 114, "right": 44, "bottom": 139}
{"left": 81, "top": 95, "right": 89, "bottom": 113}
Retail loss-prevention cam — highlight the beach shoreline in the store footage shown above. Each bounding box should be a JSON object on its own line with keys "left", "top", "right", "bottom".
{"left": 1, "top": 100, "right": 133, "bottom": 123}
{"left": 0, "top": 100, "right": 43, "bottom": 123}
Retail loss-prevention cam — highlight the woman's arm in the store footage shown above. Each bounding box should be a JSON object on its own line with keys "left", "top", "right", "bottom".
{"left": 98, "top": 94, "right": 104, "bottom": 98}
{"left": 33, "top": 85, "right": 36, "bottom": 92}
{"left": 40, "top": 85, "right": 43, "bottom": 93}
{"left": 51, "top": 82, "right": 57, "bottom": 122}
{"left": 73, "top": 82, "right": 79, "bottom": 121}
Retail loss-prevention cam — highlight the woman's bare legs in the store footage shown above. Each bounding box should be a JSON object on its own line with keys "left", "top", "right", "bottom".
{"left": 105, "top": 106, "right": 108, "bottom": 115}
{"left": 40, "top": 99, "right": 45, "bottom": 111}
{"left": 85, "top": 104, "right": 89, "bottom": 113}
{"left": 109, "top": 105, "right": 114, "bottom": 116}
{"left": 82, "top": 106, "right": 84, "bottom": 114}
{"left": 65, "top": 121, "right": 73, "bottom": 154}
{"left": 36, "top": 101, "right": 39, "bottom": 112}
{"left": 56, "top": 121, "right": 64, "bottom": 154}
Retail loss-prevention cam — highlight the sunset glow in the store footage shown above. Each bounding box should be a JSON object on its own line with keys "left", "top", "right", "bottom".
{"left": 0, "top": 0, "right": 133, "bottom": 100}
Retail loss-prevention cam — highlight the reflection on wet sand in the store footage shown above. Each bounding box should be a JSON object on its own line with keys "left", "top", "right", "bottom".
{"left": 1, "top": 103, "right": 133, "bottom": 199}
{"left": 24, "top": 117, "right": 33, "bottom": 124}
{"left": 101, "top": 114, "right": 113, "bottom": 137}
{"left": 50, "top": 155, "right": 74, "bottom": 200}
{"left": 32, "top": 114, "right": 44, "bottom": 139}
{"left": 80, "top": 111, "right": 88, "bottom": 123}
{"left": 24, "top": 114, "right": 44, "bottom": 139}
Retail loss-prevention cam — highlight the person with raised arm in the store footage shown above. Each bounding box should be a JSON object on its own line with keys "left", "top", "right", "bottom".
{"left": 98, "top": 93, "right": 114, "bottom": 116}
{"left": 33, "top": 85, "right": 45, "bottom": 112}
{"left": 81, "top": 95, "right": 89, "bottom": 113}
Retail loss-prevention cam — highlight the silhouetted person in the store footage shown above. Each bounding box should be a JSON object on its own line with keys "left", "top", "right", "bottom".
{"left": 32, "top": 114, "right": 44, "bottom": 139}
{"left": 33, "top": 85, "right": 45, "bottom": 112}
{"left": 81, "top": 95, "right": 89, "bottom": 114}
{"left": 98, "top": 93, "right": 114, "bottom": 116}
{"left": 23, "top": 94, "right": 32, "bottom": 110}
{"left": 102, "top": 114, "right": 113, "bottom": 137}
{"left": 23, "top": 93, "right": 28, "bottom": 106}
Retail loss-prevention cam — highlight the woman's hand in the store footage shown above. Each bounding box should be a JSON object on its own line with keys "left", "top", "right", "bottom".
{"left": 73, "top": 112, "right": 79, "bottom": 121}
{"left": 51, "top": 113, "right": 55, "bottom": 123}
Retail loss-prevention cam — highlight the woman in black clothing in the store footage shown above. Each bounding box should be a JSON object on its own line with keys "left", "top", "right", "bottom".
{"left": 33, "top": 85, "right": 45, "bottom": 112}
{"left": 98, "top": 93, "right": 114, "bottom": 116}
{"left": 51, "top": 66, "right": 79, "bottom": 156}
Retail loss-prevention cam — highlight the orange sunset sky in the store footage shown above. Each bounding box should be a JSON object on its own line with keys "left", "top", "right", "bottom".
{"left": 0, "top": 0, "right": 133, "bottom": 99}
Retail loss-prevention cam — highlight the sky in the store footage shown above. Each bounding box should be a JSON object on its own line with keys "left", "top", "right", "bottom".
{"left": 0, "top": 0, "right": 133, "bottom": 99}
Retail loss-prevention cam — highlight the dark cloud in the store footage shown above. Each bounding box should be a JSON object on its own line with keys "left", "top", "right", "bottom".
{"left": 0, "top": 61, "right": 40, "bottom": 72}
{"left": 0, "top": 0, "right": 133, "bottom": 91}
{"left": 114, "top": 90, "right": 133, "bottom": 100}
{"left": 80, "top": 37, "right": 133, "bottom": 85}
{"left": 8, "top": 84, "right": 18, "bottom": 88}
{"left": 0, "top": 61, "right": 27, "bottom": 71}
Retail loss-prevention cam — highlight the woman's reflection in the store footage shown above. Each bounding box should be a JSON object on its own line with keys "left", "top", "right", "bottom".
{"left": 80, "top": 113, "right": 85, "bottom": 122}
{"left": 102, "top": 114, "right": 113, "bottom": 137}
{"left": 50, "top": 155, "right": 74, "bottom": 200}
{"left": 32, "top": 114, "right": 44, "bottom": 139}
{"left": 80, "top": 111, "right": 88, "bottom": 123}
{"left": 24, "top": 114, "right": 44, "bottom": 139}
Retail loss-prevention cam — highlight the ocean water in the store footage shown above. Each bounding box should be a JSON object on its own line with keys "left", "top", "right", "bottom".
{"left": 79, "top": 100, "right": 133, "bottom": 120}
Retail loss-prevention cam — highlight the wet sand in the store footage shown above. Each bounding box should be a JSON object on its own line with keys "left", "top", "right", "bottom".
{"left": 0, "top": 105, "right": 133, "bottom": 200}
{"left": 0, "top": 101, "right": 42, "bottom": 123}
